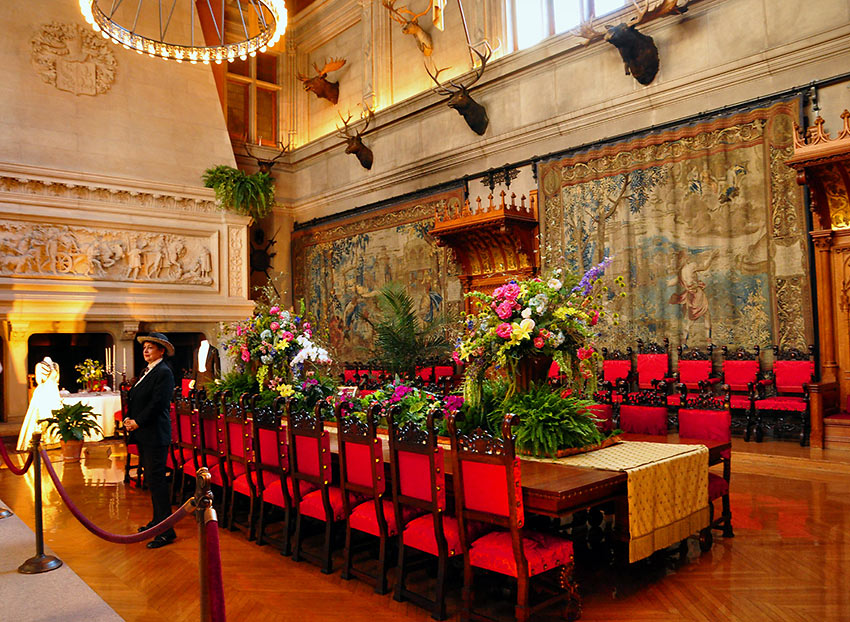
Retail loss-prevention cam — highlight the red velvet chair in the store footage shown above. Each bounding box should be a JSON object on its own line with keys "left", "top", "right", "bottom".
{"left": 389, "top": 408, "right": 456, "bottom": 620}
{"left": 340, "top": 404, "right": 412, "bottom": 594}
{"left": 618, "top": 391, "right": 669, "bottom": 435}
{"left": 223, "top": 395, "right": 255, "bottom": 537}
{"left": 678, "top": 398, "right": 734, "bottom": 547}
{"left": 251, "top": 397, "right": 304, "bottom": 553}
{"left": 719, "top": 346, "right": 761, "bottom": 441}
{"left": 668, "top": 345, "right": 717, "bottom": 408}
{"left": 118, "top": 380, "right": 142, "bottom": 487}
{"left": 168, "top": 391, "right": 196, "bottom": 503}
{"left": 632, "top": 338, "right": 671, "bottom": 399}
{"left": 447, "top": 412, "right": 580, "bottom": 622}
{"left": 193, "top": 390, "right": 228, "bottom": 515}
{"left": 289, "top": 400, "right": 346, "bottom": 574}
{"left": 754, "top": 345, "right": 815, "bottom": 446}
{"left": 593, "top": 347, "right": 633, "bottom": 405}
{"left": 181, "top": 376, "right": 193, "bottom": 398}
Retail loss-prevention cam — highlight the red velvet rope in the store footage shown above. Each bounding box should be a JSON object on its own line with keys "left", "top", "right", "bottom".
{"left": 0, "top": 442, "right": 34, "bottom": 476}
{"left": 204, "top": 519, "right": 227, "bottom": 622}
{"left": 41, "top": 449, "right": 191, "bottom": 544}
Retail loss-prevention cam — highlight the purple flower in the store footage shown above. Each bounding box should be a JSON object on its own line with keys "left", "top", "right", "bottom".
{"left": 573, "top": 257, "right": 613, "bottom": 295}
{"left": 444, "top": 395, "right": 464, "bottom": 413}
{"left": 389, "top": 385, "right": 414, "bottom": 403}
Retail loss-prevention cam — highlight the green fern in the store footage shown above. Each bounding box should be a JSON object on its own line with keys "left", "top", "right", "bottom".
{"left": 202, "top": 165, "right": 275, "bottom": 222}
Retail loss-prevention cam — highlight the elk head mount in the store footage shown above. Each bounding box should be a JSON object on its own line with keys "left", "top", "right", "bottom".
{"left": 297, "top": 58, "right": 346, "bottom": 105}
{"left": 577, "top": 0, "right": 688, "bottom": 86}
{"left": 383, "top": 0, "right": 434, "bottom": 56}
{"left": 425, "top": 41, "right": 494, "bottom": 136}
{"left": 337, "top": 107, "right": 375, "bottom": 170}
{"left": 242, "top": 136, "right": 290, "bottom": 174}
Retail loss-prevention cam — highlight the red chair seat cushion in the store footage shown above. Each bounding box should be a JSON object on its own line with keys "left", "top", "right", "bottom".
{"left": 166, "top": 448, "right": 193, "bottom": 469}
{"left": 708, "top": 472, "right": 728, "bottom": 501}
{"left": 349, "top": 499, "right": 424, "bottom": 537}
{"left": 403, "top": 515, "right": 488, "bottom": 557}
{"left": 299, "top": 486, "right": 366, "bottom": 522}
{"left": 619, "top": 405, "right": 668, "bottom": 435}
{"left": 468, "top": 530, "right": 573, "bottom": 578}
{"left": 593, "top": 390, "right": 624, "bottom": 404}
{"left": 755, "top": 396, "right": 807, "bottom": 411}
{"left": 667, "top": 393, "right": 701, "bottom": 407}
{"left": 183, "top": 454, "right": 222, "bottom": 478}
{"left": 729, "top": 394, "right": 752, "bottom": 410}
{"left": 127, "top": 443, "right": 140, "bottom": 456}
{"left": 253, "top": 477, "right": 317, "bottom": 508}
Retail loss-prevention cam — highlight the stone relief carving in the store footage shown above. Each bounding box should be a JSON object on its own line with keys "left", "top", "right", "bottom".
{"left": 229, "top": 227, "right": 244, "bottom": 297}
{"left": 0, "top": 175, "right": 218, "bottom": 214}
{"left": 31, "top": 22, "right": 117, "bottom": 96}
{"left": 0, "top": 222, "right": 215, "bottom": 286}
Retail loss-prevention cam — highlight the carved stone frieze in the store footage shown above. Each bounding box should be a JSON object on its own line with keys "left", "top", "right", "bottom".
{"left": 31, "top": 21, "right": 117, "bottom": 96}
{"left": 0, "top": 174, "right": 218, "bottom": 214}
{"left": 0, "top": 221, "right": 215, "bottom": 286}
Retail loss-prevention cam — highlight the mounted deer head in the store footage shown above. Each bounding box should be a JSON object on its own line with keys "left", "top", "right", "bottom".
{"left": 577, "top": 0, "right": 687, "bottom": 86}
{"left": 336, "top": 107, "right": 375, "bottom": 170}
{"left": 425, "top": 41, "right": 494, "bottom": 136}
{"left": 383, "top": 0, "right": 434, "bottom": 56}
{"left": 297, "top": 58, "right": 346, "bottom": 104}
{"left": 242, "top": 135, "right": 290, "bottom": 174}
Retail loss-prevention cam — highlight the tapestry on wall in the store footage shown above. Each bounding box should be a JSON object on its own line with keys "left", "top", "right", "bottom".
{"left": 291, "top": 188, "right": 465, "bottom": 363}
{"left": 539, "top": 99, "right": 812, "bottom": 351}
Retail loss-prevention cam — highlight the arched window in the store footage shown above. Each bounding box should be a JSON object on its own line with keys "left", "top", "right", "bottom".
{"left": 505, "top": 0, "right": 627, "bottom": 52}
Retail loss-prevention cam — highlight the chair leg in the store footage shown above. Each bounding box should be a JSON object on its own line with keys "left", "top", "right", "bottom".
{"left": 247, "top": 494, "right": 257, "bottom": 541}
{"left": 432, "top": 551, "right": 448, "bottom": 621}
{"left": 375, "top": 536, "right": 389, "bottom": 595}
{"left": 721, "top": 493, "right": 734, "bottom": 538}
{"left": 256, "top": 498, "right": 266, "bottom": 546}
{"left": 282, "top": 506, "right": 293, "bottom": 556}
{"left": 800, "top": 410, "right": 809, "bottom": 447}
{"left": 341, "top": 523, "right": 354, "bottom": 580}
{"left": 515, "top": 574, "right": 530, "bottom": 622}
{"left": 292, "top": 512, "right": 304, "bottom": 562}
{"left": 321, "top": 520, "right": 334, "bottom": 574}
{"left": 393, "top": 537, "right": 406, "bottom": 603}
{"left": 461, "top": 559, "right": 473, "bottom": 622}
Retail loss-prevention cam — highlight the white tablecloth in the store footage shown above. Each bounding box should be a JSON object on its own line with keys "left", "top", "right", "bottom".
{"left": 61, "top": 392, "right": 121, "bottom": 441}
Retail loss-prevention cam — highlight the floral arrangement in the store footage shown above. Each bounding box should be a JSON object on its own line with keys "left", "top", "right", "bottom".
{"left": 341, "top": 382, "right": 446, "bottom": 431}
{"left": 455, "top": 259, "right": 623, "bottom": 404}
{"left": 220, "top": 296, "right": 332, "bottom": 401}
{"left": 75, "top": 358, "right": 105, "bottom": 390}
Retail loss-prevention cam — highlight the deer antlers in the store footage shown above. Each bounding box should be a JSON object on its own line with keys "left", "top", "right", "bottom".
{"left": 336, "top": 106, "right": 376, "bottom": 170}
{"left": 424, "top": 40, "right": 494, "bottom": 96}
{"left": 575, "top": 0, "right": 687, "bottom": 42}
{"left": 242, "top": 135, "right": 290, "bottom": 174}
{"left": 382, "top": 0, "right": 434, "bottom": 56}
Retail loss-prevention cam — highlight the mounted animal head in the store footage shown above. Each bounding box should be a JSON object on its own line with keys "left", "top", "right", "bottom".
{"left": 576, "top": 0, "right": 687, "bottom": 86}
{"left": 242, "top": 135, "right": 290, "bottom": 174}
{"left": 336, "top": 107, "right": 375, "bottom": 170}
{"left": 383, "top": 0, "right": 434, "bottom": 56}
{"left": 297, "top": 58, "right": 346, "bottom": 104}
{"left": 425, "top": 41, "right": 494, "bottom": 136}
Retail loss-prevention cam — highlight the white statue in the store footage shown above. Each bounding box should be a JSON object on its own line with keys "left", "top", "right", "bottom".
{"left": 17, "top": 357, "right": 62, "bottom": 450}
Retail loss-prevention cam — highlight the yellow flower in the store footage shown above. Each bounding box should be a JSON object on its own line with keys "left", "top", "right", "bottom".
{"left": 511, "top": 318, "right": 536, "bottom": 341}
{"left": 554, "top": 307, "right": 568, "bottom": 320}
{"left": 278, "top": 384, "right": 295, "bottom": 398}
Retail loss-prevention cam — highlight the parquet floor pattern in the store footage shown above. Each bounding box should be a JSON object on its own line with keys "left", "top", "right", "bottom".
{"left": 1, "top": 440, "right": 848, "bottom": 622}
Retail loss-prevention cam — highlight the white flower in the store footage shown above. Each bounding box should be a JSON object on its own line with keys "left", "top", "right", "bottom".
{"left": 521, "top": 307, "right": 532, "bottom": 319}
{"left": 547, "top": 278, "right": 563, "bottom": 291}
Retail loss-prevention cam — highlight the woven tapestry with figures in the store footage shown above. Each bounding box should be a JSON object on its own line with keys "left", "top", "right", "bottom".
{"left": 291, "top": 188, "right": 465, "bottom": 363}
{"left": 539, "top": 99, "right": 812, "bottom": 351}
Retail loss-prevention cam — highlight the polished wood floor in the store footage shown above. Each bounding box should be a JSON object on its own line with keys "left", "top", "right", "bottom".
{"left": 1, "top": 438, "right": 849, "bottom": 622}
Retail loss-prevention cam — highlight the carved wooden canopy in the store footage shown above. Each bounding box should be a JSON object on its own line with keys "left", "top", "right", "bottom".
{"left": 786, "top": 111, "right": 850, "bottom": 231}
{"left": 430, "top": 190, "right": 539, "bottom": 310}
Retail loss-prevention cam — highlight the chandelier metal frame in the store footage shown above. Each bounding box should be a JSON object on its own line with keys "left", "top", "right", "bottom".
{"left": 79, "top": 0, "right": 287, "bottom": 64}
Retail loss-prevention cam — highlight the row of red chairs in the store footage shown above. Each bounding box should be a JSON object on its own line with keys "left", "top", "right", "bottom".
{"left": 579, "top": 341, "right": 815, "bottom": 446}
{"left": 165, "top": 391, "right": 580, "bottom": 621}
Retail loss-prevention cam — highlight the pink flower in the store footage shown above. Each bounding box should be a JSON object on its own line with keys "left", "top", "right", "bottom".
{"left": 304, "top": 329, "right": 313, "bottom": 338}
{"left": 236, "top": 326, "right": 243, "bottom": 336}
{"left": 303, "top": 322, "right": 311, "bottom": 331}
{"left": 241, "top": 347, "right": 250, "bottom": 362}
{"left": 270, "top": 321, "right": 279, "bottom": 331}
{"left": 577, "top": 346, "right": 594, "bottom": 360}
{"left": 452, "top": 350, "right": 462, "bottom": 365}
{"left": 534, "top": 337, "right": 545, "bottom": 349}
{"left": 496, "top": 323, "right": 513, "bottom": 339}
{"left": 590, "top": 310, "right": 600, "bottom": 326}
{"left": 502, "top": 283, "right": 521, "bottom": 301}
{"left": 495, "top": 300, "right": 514, "bottom": 319}
{"left": 269, "top": 306, "right": 280, "bottom": 314}
{"left": 492, "top": 285, "right": 505, "bottom": 300}
{"left": 281, "top": 331, "right": 294, "bottom": 341}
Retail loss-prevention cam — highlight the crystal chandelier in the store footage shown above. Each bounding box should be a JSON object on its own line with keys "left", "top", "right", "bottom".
{"left": 79, "top": 1, "right": 287, "bottom": 64}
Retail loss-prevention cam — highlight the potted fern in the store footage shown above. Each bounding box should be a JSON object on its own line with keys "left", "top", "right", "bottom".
{"left": 202, "top": 165, "right": 275, "bottom": 222}
{"left": 39, "top": 403, "right": 102, "bottom": 462}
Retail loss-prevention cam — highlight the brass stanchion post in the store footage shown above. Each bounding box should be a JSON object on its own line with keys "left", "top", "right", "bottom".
{"left": 194, "top": 467, "right": 214, "bottom": 622}
{"left": 18, "top": 433, "right": 63, "bottom": 574}
{"left": 0, "top": 506, "right": 11, "bottom": 519}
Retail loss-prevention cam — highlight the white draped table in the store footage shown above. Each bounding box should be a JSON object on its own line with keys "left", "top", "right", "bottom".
{"left": 60, "top": 392, "right": 121, "bottom": 441}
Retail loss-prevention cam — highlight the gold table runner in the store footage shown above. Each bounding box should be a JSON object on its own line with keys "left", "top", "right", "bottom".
{"left": 530, "top": 441, "right": 709, "bottom": 562}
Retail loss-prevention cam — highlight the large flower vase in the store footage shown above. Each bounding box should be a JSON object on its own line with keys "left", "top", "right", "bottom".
{"left": 514, "top": 356, "right": 552, "bottom": 393}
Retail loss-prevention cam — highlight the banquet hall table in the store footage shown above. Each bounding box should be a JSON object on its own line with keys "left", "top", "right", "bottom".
{"left": 60, "top": 391, "right": 121, "bottom": 441}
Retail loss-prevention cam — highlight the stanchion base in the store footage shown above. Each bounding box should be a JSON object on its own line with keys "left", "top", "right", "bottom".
{"left": 0, "top": 508, "right": 12, "bottom": 519}
{"left": 18, "top": 554, "right": 63, "bottom": 574}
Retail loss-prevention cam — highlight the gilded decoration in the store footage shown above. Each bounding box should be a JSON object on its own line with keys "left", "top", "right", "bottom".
{"left": 0, "top": 221, "right": 214, "bottom": 286}
{"left": 540, "top": 100, "right": 812, "bottom": 351}
{"left": 291, "top": 189, "right": 465, "bottom": 362}
{"left": 31, "top": 22, "right": 117, "bottom": 96}
{"left": 229, "top": 227, "right": 244, "bottom": 297}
